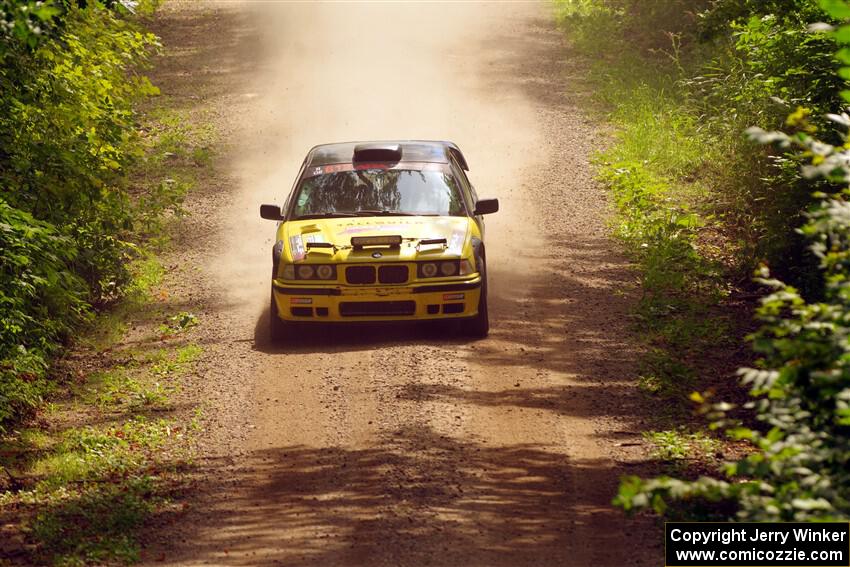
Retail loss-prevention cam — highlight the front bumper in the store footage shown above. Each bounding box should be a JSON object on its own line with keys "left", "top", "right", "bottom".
{"left": 271, "top": 277, "right": 482, "bottom": 322}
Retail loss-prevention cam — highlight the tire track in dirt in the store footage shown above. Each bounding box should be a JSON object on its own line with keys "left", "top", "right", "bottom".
{"left": 142, "top": 2, "right": 662, "bottom": 565}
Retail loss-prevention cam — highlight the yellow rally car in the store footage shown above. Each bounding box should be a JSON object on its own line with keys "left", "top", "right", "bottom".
{"left": 259, "top": 141, "right": 499, "bottom": 341}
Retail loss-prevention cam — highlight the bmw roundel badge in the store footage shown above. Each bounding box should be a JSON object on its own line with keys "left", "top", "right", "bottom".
{"left": 372, "top": 251, "right": 383, "bottom": 259}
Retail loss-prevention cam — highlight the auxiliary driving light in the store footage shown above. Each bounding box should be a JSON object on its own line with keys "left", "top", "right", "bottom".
{"left": 351, "top": 234, "right": 403, "bottom": 248}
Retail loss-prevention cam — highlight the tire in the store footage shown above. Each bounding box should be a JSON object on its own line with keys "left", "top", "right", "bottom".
{"left": 460, "top": 253, "right": 489, "bottom": 338}
{"left": 270, "top": 285, "right": 290, "bottom": 343}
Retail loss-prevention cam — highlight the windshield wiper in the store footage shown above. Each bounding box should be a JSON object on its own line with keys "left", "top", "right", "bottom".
{"left": 295, "top": 212, "right": 359, "bottom": 220}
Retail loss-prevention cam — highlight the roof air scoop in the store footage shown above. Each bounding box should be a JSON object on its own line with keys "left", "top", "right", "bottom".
{"left": 353, "top": 143, "right": 402, "bottom": 163}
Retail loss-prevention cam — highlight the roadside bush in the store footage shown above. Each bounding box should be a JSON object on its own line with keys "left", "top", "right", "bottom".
{"left": 555, "top": 0, "right": 844, "bottom": 289}
{"left": 617, "top": 160, "right": 850, "bottom": 522}
{"left": 0, "top": 1, "right": 163, "bottom": 430}
{"left": 0, "top": 199, "right": 86, "bottom": 424}
{"left": 556, "top": 0, "right": 850, "bottom": 521}
{"left": 614, "top": 0, "right": 850, "bottom": 522}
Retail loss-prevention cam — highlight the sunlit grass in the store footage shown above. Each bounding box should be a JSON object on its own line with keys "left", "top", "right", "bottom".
{"left": 644, "top": 428, "right": 721, "bottom": 462}
{"left": 553, "top": 0, "right": 745, "bottom": 425}
{"left": 4, "top": 318, "right": 203, "bottom": 564}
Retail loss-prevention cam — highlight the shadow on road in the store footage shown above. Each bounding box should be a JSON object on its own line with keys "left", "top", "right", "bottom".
{"left": 252, "top": 307, "right": 476, "bottom": 355}
{"left": 149, "top": 423, "right": 652, "bottom": 566}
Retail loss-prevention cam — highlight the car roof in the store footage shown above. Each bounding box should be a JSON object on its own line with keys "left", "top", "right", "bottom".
{"left": 305, "top": 140, "right": 468, "bottom": 170}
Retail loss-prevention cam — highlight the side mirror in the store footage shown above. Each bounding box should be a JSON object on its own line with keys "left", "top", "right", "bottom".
{"left": 260, "top": 204, "right": 284, "bottom": 221}
{"left": 473, "top": 198, "right": 499, "bottom": 215}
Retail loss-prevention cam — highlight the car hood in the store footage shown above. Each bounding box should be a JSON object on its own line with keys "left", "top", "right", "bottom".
{"left": 283, "top": 216, "right": 472, "bottom": 262}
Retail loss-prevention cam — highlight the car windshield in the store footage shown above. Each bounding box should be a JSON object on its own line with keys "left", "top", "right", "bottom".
{"left": 291, "top": 166, "right": 466, "bottom": 219}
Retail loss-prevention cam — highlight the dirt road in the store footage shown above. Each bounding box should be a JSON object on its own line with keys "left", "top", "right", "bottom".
{"left": 145, "top": 1, "right": 660, "bottom": 565}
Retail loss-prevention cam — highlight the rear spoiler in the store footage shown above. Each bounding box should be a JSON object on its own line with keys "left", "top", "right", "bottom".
{"left": 353, "top": 143, "right": 402, "bottom": 163}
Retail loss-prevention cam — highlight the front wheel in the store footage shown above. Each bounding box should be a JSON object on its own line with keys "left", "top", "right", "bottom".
{"left": 459, "top": 257, "right": 489, "bottom": 339}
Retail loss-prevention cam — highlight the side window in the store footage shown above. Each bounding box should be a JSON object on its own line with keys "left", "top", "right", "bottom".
{"left": 284, "top": 159, "right": 309, "bottom": 220}
{"left": 467, "top": 177, "right": 479, "bottom": 205}
{"left": 449, "top": 157, "right": 475, "bottom": 213}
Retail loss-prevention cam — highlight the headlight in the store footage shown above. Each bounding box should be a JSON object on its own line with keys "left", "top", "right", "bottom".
{"left": 281, "top": 263, "right": 336, "bottom": 280}
{"left": 420, "top": 262, "right": 438, "bottom": 277}
{"left": 440, "top": 262, "right": 457, "bottom": 276}
{"left": 418, "top": 260, "right": 466, "bottom": 278}
{"left": 297, "top": 265, "right": 315, "bottom": 279}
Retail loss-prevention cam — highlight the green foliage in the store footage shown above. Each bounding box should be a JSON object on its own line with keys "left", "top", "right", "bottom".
{"left": 638, "top": 348, "right": 696, "bottom": 402}
{"left": 163, "top": 311, "right": 199, "bottom": 333}
{"left": 0, "top": 199, "right": 86, "bottom": 425}
{"left": 174, "top": 342, "right": 202, "bottom": 364}
{"left": 597, "top": 157, "right": 725, "bottom": 410}
{"left": 135, "top": 177, "right": 191, "bottom": 237}
{"left": 0, "top": 1, "right": 61, "bottom": 54}
{"left": 557, "top": 0, "right": 850, "bottom": 521}
{"left": 15, "top": 417, "right": 178, "bottom": 565}
{"left": 84, "top": 340, "right": 200, "bottom": 411}
{"left": 553, "top": 0, "right": 621, "bottom": 53}
{"left": 695, "top": 4, "right": 841, "bottom": 124}
{"left": 0, "top": 4, "right": 200, "bottom": 559}
{"left": 645, "top": 428, "right": 720, "bottom": 462}
{"left": 0, "top": 1, "right": 168, "bottom": 430}
{"left": 554, "top": 0, "right": 846, "bottom": 289}
{"left": 615, "top": 0, "right": 850, "bottom": 522}
{"left": 602, "top": 159, "right": 717, "bottom": 308}
{"left": 28, "top": 479, "right": 153, "bottom": 566}
{"left": 0, "top": 316, "right": 201, "bottom": 563}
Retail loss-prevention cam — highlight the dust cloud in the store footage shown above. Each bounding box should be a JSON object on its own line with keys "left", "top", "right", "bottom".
{"left": 214, "top": 2, "right": 545, "bottom": 319}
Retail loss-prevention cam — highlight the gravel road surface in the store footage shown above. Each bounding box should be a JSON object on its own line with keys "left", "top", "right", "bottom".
{"left": 142, "top": 2, "right": 661, "bottom": 565}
